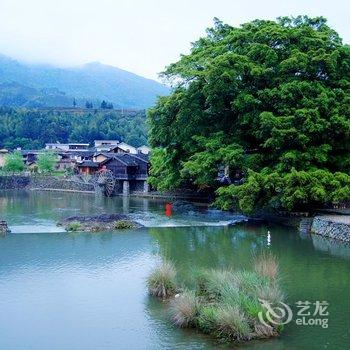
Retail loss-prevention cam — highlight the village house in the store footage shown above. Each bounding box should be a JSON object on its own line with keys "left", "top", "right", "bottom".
{"left": 76, "top": 160, "right": 100, "bottom": 175}
{"left": 76, "top": 143, "right": 150, "bottom": 194}
{"left": 45, "top": 143, "right": 90, "bottom": 151}
{"left": 137, "top": 145, "right": 151, "bottom": 155}
{"left": 4, "top": 140, "right": 151, "bottom": 194}
{"left": 20, "top": 150, "right": 42, "bottom": 166}
{"left": 108, "top": 142, "right": 138, "bottom": 154}
{"left": 94, "top": 140, "right": 119, "bottom": 152}
{"left": 92, "top": 152, "right": 110, "bottom": 163}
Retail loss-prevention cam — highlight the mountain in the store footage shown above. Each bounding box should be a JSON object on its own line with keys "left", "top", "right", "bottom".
{"left": 0, "top": 82, "right": 75, "bottom": 108}
{"left": 0, "top": 54, "right": 169, "bottom": 109}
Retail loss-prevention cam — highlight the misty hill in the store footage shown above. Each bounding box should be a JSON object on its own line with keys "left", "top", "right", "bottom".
{"left": 0, "top": 54, "right": 169, "bottom": 109}
{"left": 0, "top": 82, "right": 75, "bottom": 108}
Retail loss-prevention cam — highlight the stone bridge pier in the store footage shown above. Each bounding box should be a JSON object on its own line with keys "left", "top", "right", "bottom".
{"left": 122, "top": 179, "right": 149, "bottom": 196}
{"left": 123, "top": 180, "right": 130, "bottom": 196}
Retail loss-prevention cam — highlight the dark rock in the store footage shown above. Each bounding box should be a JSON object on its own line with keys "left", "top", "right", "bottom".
{"left": 0, "top": 220, "right": 11, "bottom": 234}
{"left": 58, "top": 214, "right": 143, "bottom": 232}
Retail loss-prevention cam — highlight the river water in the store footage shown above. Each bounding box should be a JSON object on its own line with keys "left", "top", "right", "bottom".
{"left": 0, "top": 190, "right": 349, "bottom": 350}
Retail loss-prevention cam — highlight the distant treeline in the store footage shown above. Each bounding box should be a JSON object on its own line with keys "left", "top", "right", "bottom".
{"left": 0, "top": 107, "right": 148, "bottom": 150}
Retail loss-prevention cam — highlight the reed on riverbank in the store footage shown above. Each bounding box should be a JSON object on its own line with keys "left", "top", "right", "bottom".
{"left": 147, "top": 254, "right": 285, "bottom": 343}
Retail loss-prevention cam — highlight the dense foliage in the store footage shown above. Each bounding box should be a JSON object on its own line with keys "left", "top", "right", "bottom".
{"left": 0, "top": 107, "right": 148, "bottom": 149}
{"left": 3, "top": 151, "right": 25, "bottom": 172}
{"left": 37, "top": 152, "right": 58, "bottom": 173}
{"left": 148, "top": 16, "right": 350, "bottom": 213}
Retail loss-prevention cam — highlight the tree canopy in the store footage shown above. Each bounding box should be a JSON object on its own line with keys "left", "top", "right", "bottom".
{"left": 148, "top": 16, "right": 350, "bottom": 213}
{"left": 3, "top": 151, "right": 25, "bottom": 172}
{"left": 37, "top": 152, "right": 58, "bottom": 173}
{"left": 0, "top": 108, "right": 148, "bottom": 150}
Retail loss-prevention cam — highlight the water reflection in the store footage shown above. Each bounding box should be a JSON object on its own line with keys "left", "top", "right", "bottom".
{"left": 311, "top": 234, "right": 350, "bottom": 259}
{"left": 1, "top": 190, "right": 350, "bottom": 349}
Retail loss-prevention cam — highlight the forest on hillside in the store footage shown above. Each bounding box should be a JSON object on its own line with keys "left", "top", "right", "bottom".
{"left": 148, "top": 16, "right": 350, "bottom": 213}
{"left": 0, "top": 107, "right": 148, "bottom": 149}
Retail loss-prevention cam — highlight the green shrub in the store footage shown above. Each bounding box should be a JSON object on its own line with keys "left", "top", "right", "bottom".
{"left": 66, "top": 221, "right": 81, "bottom": 232}
{"left": 114, "top": 220, "right": 136, "bottom": 229}
{"left": 147, "top": 261, "right": 177, "bottom": 299}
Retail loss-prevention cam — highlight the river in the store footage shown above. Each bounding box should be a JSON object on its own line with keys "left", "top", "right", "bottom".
{"left": 0, "top": 190, "right": 349, "bottom": 350}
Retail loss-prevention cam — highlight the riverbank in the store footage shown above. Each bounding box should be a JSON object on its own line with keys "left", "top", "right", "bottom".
{"left": 2, "top": 178, "right": 350, "bottom": 241}
{"left": 0, "top": 175, "right": 95, "bottom": 193}
{"left": 0, "top": 175, "right": 211, "bottom": 200}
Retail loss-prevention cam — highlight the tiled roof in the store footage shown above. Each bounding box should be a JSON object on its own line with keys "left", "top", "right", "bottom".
{"left": 77, "top": 160, "right": 99, "bottom": 168}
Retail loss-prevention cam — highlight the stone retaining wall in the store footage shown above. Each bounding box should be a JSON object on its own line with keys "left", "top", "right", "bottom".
{"left": 30, "top": 176, "right": 95, "bottom": 192}
{"left": 0, "top": 175, "right": 30, "bottom": 189}
{"left": 0, "top": 175, "right": 94, "bottom": 193}
{"left": 311, "top": 216, "right": 350, "bottom": 242}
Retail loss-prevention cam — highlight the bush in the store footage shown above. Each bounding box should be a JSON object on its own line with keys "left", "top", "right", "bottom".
{"left": 169, "top": 290, "right": 199, "bottom": 327}
{"left": 3, "top": 151, "right": 25, "bottom": 172}
{"left": 147, "top": 261, "right": 177, "bottom": 298}
{"left": 66, "top": 221, "right": 81, "bottom": 232}
{"left": 37, "top": 152, "right": 58, "bottom": 173}
{"left": 114, "top": 220, "right": 136, "bottom": 229}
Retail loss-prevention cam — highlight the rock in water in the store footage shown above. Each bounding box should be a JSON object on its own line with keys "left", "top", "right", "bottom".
{"left": 0, "top": 220, "right": 11, "bottom": 235}
{"left": 58, "top": 214, "right": 143, "bottom": 232}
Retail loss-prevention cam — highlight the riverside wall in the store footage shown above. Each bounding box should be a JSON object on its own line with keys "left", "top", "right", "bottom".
{"left": 0, "top": 175, "right": 95, "bottom": 193}
{"left": 311, "top": 216, "right": 350, "bottom": 242}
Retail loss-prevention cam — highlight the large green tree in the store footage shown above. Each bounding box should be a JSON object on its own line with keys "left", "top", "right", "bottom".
{"left": 148, "top": 16, "right": 350, "bottom": 213}
{"left": 3, "top": 151, "right": 25, "bottom": 172}
{"left": 37, "top": 152, "right": 58, "bottom": 173}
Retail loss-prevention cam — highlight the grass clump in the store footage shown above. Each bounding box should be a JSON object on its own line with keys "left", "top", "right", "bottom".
{"left": 196, "top": 269, "right": 235, "bottom": 300}
{"left": 169, "top": 290, "right": 199, "bottom": 327}
{"left": 214, "top": 306, "right": 251, "bottom": 341}
{"left": 197, "top": 305, "right": 218, "bottom": 334}
{"left": 254, "top": 251, "right": 279, "bottom": 280}
{"left": 147, "top": 253, "right": 285, "bottom": 344}
{"left": 66, "top": 221, "right": 81, "bottom": 232}
{"left": 114, "top": 220, "right": 136, "bottom": 229}
{"left": 147, "top": 261, "right": 177, "bottom": 298}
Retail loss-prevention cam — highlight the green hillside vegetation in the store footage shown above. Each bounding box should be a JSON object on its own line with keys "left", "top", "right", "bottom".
{"left": 0, "top": 107, "right": 148, "bottom": 149}
{"left": 0, "top": 82, "right": 75, "bottom": 108}
{"left": 0, "top": 55, "right": 169, "bottom": 109}
{"left": 148, "top": 16, "right": 350, "bottom": 213}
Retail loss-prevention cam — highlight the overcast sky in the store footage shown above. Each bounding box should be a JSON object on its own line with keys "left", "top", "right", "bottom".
{"left": 0, "top": 0, "right": 348, "bottom": 80}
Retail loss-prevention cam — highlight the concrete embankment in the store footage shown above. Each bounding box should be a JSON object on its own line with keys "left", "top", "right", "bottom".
{"left": 311, "top": 216, "right": 350, "bottom": 242}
